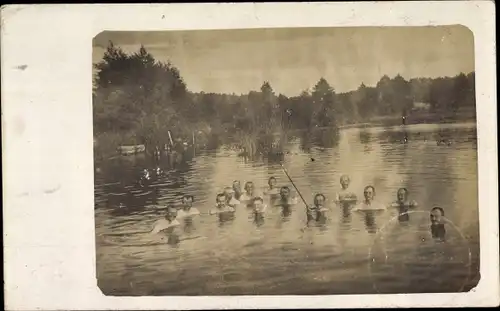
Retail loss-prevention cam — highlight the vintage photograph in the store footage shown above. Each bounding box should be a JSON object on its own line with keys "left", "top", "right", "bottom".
{"left": 92, "top": 26, "right": 479, "bottom": 296}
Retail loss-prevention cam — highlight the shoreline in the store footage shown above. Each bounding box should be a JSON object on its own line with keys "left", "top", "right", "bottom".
{"left": 94, "top": 114, "right": 477, "bottom": 162}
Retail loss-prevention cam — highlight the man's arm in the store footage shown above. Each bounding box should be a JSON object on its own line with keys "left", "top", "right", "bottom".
{"left": 150, "top": 223, "right": 162, "bottom": 234}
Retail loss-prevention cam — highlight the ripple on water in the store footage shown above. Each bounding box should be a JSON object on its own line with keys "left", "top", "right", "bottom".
{"left": 95, "top": 123, "right": 480, "bottom": 295}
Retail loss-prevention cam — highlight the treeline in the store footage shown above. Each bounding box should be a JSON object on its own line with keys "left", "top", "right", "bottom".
{"left": 93, "top": 42, "right": 476, "bottom": 157}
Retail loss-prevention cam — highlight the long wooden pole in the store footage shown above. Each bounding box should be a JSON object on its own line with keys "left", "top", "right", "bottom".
{"left": 168, "top": 130, "right": 174, "bottom": 146}
{"left": 280, "top": 163, "right": 308, "bottom": 207}
{"left": 192, "top": 131, "right": 196, "bottom": 157}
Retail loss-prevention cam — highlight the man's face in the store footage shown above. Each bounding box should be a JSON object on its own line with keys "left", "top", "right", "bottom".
{"left": 430, "top": 209, "right": 443, "bottom": 225}
{"left": 216, "top": 195, "right": 226, "bottom": 207}
{"left": 340, "top": 176, "right": 350, "bottom": 189}
{"left": 397, "top": 189, "right": 407, "bottom": 202}
{"left": 233, "top": 181, "right": 241, "bottom": 192}
{"left": 364, "top": 187, "right": 375, "bottom": 201}
{"left": 280, "top": 188, "right": 290, "bottom": 199}
{"left": 254, "top": 199, "right": 264, "bottom": 210}
{"left": 315, "top": 195, "right": 325, "bottom": 207}
{"left": 182, "top": 196, "right": 193, "bottom": 208}
{"left": 166, "top": 208, "right": 177, "bottom": 221}
{"left": 245, "top": 183, "right": 254, "bottom": 194}
{"left": 224, "top": 189, "right": 234, "bottom": 200}
{"left": 269, "top": 178, "right": 277, "bottom": 188}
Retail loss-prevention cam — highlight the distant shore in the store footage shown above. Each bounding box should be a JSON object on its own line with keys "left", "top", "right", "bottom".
{"left": 338, "top": 110, "right": 476, "bottom": 130}
{"left": 94, "top": 109, "right": 476, "bottom": 163}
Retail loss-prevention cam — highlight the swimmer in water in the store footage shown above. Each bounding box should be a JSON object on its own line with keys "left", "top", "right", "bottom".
{"left": 277, "top": 186, "right": 298, "bottom": 205}
{"left": 239, "top": 181, "right": 259, "bottom": 202}
{"left": 224, "top": 187, "right": 241, "bottom": 207}
{"left": 232, "top": 180, "right": 243, "bottom": 200}
{"left": 154, "top": 166, "right": 164, "bottom": 178}
{"left": 306, "top": 193, "right": 329, "bottom": 223}
{"left": 352, "top": 185, "right": 386, "bottom": 211}
{"left": 264, "top": 177, "right": 280, "bottom": 196}
{"left": 209, "top": 193, "right": 236, "bottom": 223}
{"left": 252, "top": 196, "right": 267, "bottom": 214}
{"left": 335, "top": 175, "right": 358, "bottom": 205}
{"left": 176, "top": 195, "right": 200, "bottom": 218}
{"left": 252, "top": 196, "right": 267, "bottom": 226}
{"left": 430, "top": 206, "right": 446, "bottom": 241}
{"left": 276, "top": 186, "right": 298, "bottom": 217}
{"left": 391, "top": 188, "right": 418, "bottom": 208}
{"left": 175, "top": 195, "right": 200, "bottom": 234}
{"left": 209, "top": 193, "right": 236, "bottom": 215}
{"left": 390, "top": 188, "right": 418, "bottom": 221}
{"left": 139, "top": 168, "right": 151, "bottom": 188}
{"left": 150, "top": 205, "right": 180, "bottom": 234}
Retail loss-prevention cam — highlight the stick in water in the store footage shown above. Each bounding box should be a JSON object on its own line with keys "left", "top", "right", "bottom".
{"left": 280, "top": 163, "right": 309, "bottom": 207}
{"left": 168, "top": 130, "right": 174, "bottom": 146}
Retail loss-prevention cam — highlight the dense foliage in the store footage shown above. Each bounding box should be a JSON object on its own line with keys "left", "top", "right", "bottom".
{"left": 93, "top": 42, "right": 476, "bottom": 157}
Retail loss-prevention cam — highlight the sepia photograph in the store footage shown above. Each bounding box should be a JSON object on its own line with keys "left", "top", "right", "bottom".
{"left": 3, "top": 2, "right": 498, "bottom": 310}
{"left": 92, "top": 26, "right": 480, "bottom": 296}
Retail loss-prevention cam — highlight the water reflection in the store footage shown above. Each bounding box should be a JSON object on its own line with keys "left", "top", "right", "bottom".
{"left": 378, "top": 125, "right": 409, "bottom": 144}
{"left": 358, "top": 127, "right": 372, "bottom": 144}
{"left": 253, "top": 213, "right": 266, "bottom": 227}
{"left": 95, "top": 122, "right": 479, "bottom": 296}
{"left": 340, "top": 202, "right": 353, "bottom": 225}
{"left": 361, "top": 210, "right": 379, "bottom": 234}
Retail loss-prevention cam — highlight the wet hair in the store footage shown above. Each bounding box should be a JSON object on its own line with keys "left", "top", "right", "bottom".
{"left": 364, "top": 185, "right": 376, "bottom": 194}
{"left": 280, "top": 186, "right": 291, "bottom": 192}
{"left": 216, "top": 193, "right": 226, "bottom": 202}
{"left": 431, "top": 206, "right": 445, "bottom": 216}
{"left": 182, "top": 194, "right": 194, "bottom": 201}
{"left": 314, "top": 193, "right": 326, "bottom": 201}
{"left": 165, "top": 205, "right": 176, "bottom": 217}
{"left": 253, "top": 197, "right": 264, "bottom": 204}
{"left": 397, "top": 188, "right": 409, "bottom": 195}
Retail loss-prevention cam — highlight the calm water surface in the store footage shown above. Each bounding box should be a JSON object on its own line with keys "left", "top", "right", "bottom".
{"left": 94, "top": 122, "right": 479, "bottom": 295}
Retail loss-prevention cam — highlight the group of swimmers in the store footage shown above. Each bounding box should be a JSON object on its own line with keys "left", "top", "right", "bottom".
{"left": 149, "top": 174, "right": 448, "bottom": 242}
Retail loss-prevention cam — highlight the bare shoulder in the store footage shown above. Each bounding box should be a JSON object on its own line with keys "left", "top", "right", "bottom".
{"left": 191, "top": 208, "right": 201, "bottom": 215}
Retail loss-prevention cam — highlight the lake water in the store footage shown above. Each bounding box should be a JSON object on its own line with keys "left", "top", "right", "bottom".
{"left": 94, "top": 122, "right": 480, "bottom": 296}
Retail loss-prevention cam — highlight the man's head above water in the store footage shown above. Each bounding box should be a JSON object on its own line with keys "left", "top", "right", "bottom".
{"left": 232, "top": 180, "right": 241, "bottom": 191}
{"left": 216, "top": 193, "right": 226, "bottom": 206}
{"left": 253, "top": 197, "right": 265, "bottom": 210}
{"left": 396, "top": 188, "right": 409, "bottom": 203}
{"left": 244, "top": 181, "right": 254, "bottom": 194}
{"left": 430, "top": 206, "right": 445, "bottom": 225}
{"left": 280, "top": 186, "right": 291, "bottom": 199}
{"left": 165, "top": 205, "right": 177, "bottom": 221}
{"left": 268, "top": 177, "right": 277, "bottom": 188}
{"left": 340, "top": 175, "right": 350, "bottom": 190}
{"left": 224, "top": 187, "right": 234, "bottom": 199}
{"left": 314, "top": 193, "right": 326, "bottom": 207}
{"left": 363, "top": 185, "right": 376, "bottom": 202}
{"left": 182, "top": 195, "right": 194, "bottom": 209}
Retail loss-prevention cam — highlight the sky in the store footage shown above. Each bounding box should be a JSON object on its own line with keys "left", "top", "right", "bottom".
{"left": 92, "top": 26, "right": 474, "bottom": 96}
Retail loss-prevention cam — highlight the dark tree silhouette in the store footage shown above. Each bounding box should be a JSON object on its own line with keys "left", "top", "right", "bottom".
{"left": 93, "top": 41, "right": 476, "bottom": 158}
